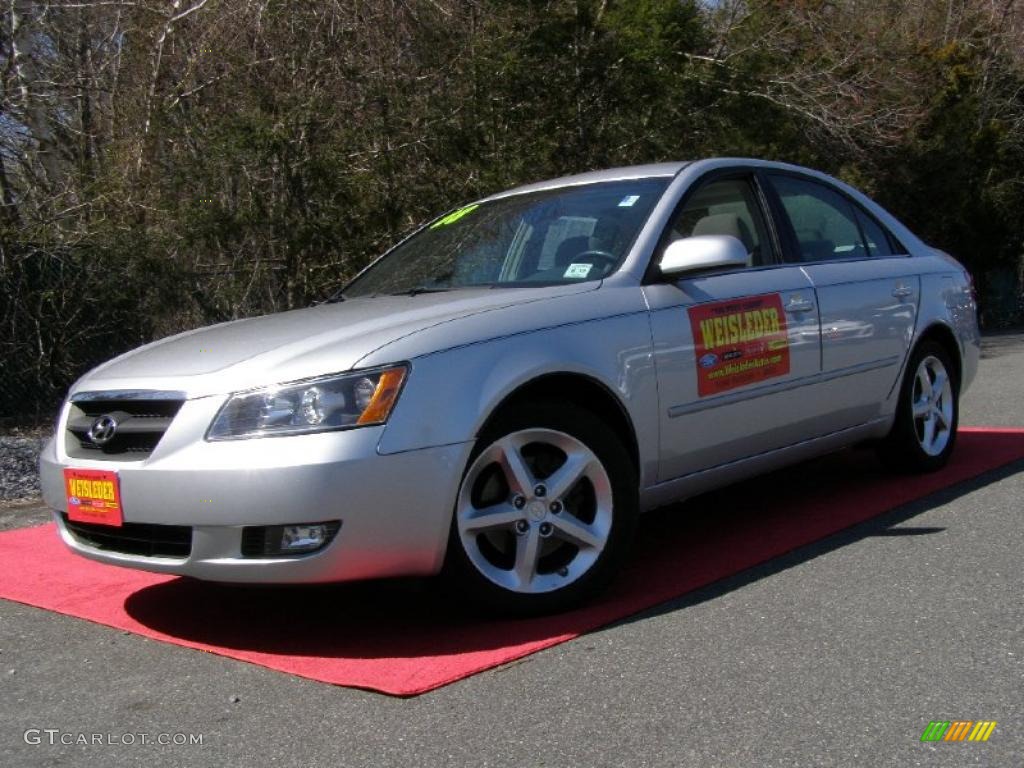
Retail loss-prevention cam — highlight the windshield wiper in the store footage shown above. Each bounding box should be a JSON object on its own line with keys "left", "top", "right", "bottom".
{"left": 390, "top": 286, "right": 451, "bottom": 296}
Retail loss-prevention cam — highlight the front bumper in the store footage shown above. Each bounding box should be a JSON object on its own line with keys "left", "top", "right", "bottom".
{"left": 40, "top": 403, "right": 472, "bottom": 583}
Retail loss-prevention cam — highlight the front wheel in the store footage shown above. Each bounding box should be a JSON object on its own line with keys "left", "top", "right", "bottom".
{"left": 445, "top": 401, "right": 637, "bottom": 615}
{"left": 879, "top": 340, "right": 959, "bottom": 472}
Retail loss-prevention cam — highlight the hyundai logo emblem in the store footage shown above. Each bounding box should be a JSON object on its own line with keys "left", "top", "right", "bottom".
{"left": 87, "top": 414, "right": 119, "bottom": 445}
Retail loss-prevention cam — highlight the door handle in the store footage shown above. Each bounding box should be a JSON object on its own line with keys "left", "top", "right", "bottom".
{"left": 786, "top": 298, "right": 815, "bottom": 313}
{"left": 892, "top": 285, "right": 913, "bottom": 299}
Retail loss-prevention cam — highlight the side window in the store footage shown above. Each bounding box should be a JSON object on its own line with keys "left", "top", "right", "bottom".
{"left": 770, "top": 175, "right": 870, "bottom": 263}
{"left": 853, "top": 207, "right": 894, "bottom": 257}
{"left": 664, "top": 177, "right": 771, "bottom": 267}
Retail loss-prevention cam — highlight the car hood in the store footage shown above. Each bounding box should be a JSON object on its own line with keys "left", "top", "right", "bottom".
{"left": 73, "top": 284, "right": 597, "bottom": 398}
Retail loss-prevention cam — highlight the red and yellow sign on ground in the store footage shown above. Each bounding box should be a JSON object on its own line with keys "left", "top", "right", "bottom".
{"left": 688, "top": 293, "right": 791, "bottom": 397}
{"left": 64, "top": 468, "right": 123, "bottom": 527}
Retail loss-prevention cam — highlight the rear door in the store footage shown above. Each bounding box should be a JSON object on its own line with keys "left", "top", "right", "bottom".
{"left": 644, "top": 170, "right": 824, "bottom": 481}
{"left": 765, "top": 173, "right": 919, "bottom": 426}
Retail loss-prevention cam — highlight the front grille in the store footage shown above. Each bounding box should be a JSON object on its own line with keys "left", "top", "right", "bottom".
{"left": 62, "top": 514, "right": 192, "bottom": 558}
{"left": 65, "top": 393, "right": 184, "bottom": 461}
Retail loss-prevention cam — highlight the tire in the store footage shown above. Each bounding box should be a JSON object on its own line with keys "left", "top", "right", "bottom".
{"left": 878, "top": 340, "right": 959, "bottom": 473}
{"left": 444, "top": 399, "right": 638, "bottom": 615}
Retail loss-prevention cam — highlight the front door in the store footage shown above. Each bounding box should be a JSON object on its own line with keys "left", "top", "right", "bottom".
{"left": 644, "top": 173, "right": 823, "bottom": 482}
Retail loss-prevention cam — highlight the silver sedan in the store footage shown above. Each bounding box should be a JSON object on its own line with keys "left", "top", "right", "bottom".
{"left": 39, "top": 158, "right": 979, "bottom": 613}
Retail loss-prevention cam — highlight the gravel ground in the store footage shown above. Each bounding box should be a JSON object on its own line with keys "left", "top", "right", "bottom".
{"left": 0, "top": 432, "right": 48, "bottom": 503}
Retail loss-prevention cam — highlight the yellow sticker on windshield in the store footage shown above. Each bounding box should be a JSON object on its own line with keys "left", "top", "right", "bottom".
{"left": 430, "top": 203, "right": 480, "bottom": 229}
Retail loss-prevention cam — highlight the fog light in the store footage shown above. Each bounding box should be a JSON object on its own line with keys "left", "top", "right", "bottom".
{"left": 240, "top": 521, "right": 341, "bottom": 557}
{"left": 281, "top": 524, "right": 329, "bottom": 553}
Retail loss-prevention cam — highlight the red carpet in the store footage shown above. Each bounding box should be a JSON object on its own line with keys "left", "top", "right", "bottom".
{"left": 1, "top": 426, "right": 1022, "bottom": 696}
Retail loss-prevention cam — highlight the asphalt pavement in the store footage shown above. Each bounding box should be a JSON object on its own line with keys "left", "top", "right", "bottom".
{"left": 1, "top": 333, "right": 1021, "bottom": 768}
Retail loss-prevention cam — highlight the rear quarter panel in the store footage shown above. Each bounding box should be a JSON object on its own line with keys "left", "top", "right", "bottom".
{"left": 877, "top": 251, "right": 980, "bottom": 417}
{"left": 916, "top": 260, "right": 980, "bottom": 394}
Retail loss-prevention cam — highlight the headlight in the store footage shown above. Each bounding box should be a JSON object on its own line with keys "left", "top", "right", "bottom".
{"left": 207, "top": 365, "right": 408, "bottom": 440}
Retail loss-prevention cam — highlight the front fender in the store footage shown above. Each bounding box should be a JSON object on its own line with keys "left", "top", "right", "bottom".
{"left": 376, "top": 312, "right": 660, "bottom": 488}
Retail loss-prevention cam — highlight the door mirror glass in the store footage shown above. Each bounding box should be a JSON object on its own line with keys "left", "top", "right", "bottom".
{"left": 659, "top": 235, "right": 749, "bottom": 276}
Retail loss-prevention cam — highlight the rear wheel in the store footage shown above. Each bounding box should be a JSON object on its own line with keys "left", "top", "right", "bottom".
{"left": 879, "top": 340, "right": 959, "bottom": 472}
{"left": 446, "top": 400, "right": 637, "bottom": 615}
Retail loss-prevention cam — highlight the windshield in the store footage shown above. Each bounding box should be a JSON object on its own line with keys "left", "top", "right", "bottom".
{"left": 342, "top": 178, "right": 669, "bottom": 297}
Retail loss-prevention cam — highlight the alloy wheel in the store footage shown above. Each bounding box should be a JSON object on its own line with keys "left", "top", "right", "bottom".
{"left": 455, "top": 428, "right": 613, "bottom": 594}
{"left": 911, "top": 355, "right": 954, "bottom": 457}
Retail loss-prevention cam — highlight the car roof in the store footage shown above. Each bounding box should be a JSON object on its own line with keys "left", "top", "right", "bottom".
{"left": 482, "top": 162, "right": 690, "bottom": 201}
{"left": 474, "top": 158, "right": 926, "bottom": 257}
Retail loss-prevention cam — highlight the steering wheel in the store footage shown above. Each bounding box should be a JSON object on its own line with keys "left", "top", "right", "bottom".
{"left": 569, "top": 249, "right": 618, "bottom": 274}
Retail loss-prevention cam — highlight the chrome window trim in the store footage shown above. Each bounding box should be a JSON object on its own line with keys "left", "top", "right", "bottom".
{"left": 71, "top": 390, "right": 188, "bottom": 402}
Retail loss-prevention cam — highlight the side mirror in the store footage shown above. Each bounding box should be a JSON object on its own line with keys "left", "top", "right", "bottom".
{"left": 658, "top": 235, "right": 749, "bottom": 277}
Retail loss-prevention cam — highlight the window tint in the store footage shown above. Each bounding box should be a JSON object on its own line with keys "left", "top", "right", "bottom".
{"left": 664, "top": 177, "right": 770, "bottom": 266}
{"left": 771, "top": 175, "right": 871, "bottom": 263}
{"left": 536, "top": 216, "right": 597, "bottom": 271}
{"left": 343, "top": 178, "right": 668, "bottom": 296}
{"left": 854, "top": 208, "right": 894, "bottom": 257}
